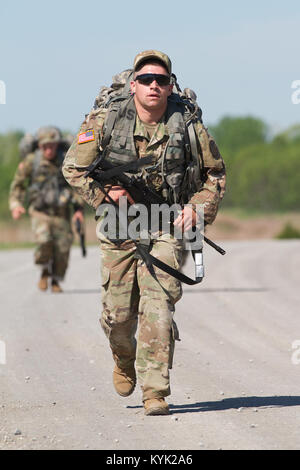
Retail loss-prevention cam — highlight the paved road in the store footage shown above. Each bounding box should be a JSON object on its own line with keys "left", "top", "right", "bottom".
{"left": 1, "top": 240, "right": 300, "bottom": 450}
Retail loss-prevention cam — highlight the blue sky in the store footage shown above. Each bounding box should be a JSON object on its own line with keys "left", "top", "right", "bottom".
{"left": 0, "top": 0, "right": 300, "bottom": 135}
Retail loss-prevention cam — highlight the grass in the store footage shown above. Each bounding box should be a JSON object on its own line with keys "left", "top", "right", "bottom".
{"left": 276, "top": 223, "right": 300, "bottom": 239}
{"left": 0, "top": 242, "right": 36, "bottom": 250}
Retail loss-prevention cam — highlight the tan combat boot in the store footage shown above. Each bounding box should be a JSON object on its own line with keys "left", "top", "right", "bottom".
{"left": 51, "top": 279, "right": 63, "bottom": 293}
{"left": 38, "top": 269, "right": 49, "bottom": 291}
{"left": 113, "top": 364, "right": 136, "bottom": 397}
{"left": 144, "top": 398, "right": 170, "bottom": 416}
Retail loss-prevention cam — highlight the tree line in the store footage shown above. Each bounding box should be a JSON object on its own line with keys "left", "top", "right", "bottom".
{"left": 0, "top": 116, "right": 300, "bottom": 219}
{"left": 210, "top": 117, "right": 300, "bottom": 212}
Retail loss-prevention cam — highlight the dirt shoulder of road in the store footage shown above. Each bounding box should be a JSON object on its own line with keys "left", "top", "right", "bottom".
{"left": 1, "top": 210, "right": 300, "bottom": 247}
{"left": 205, "top": 210, "right": 300, "bottom": 240}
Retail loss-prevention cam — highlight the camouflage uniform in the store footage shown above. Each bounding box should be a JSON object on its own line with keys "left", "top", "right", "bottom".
{"left": 62, "top": 54, "right": 226, "bottom": 402}
{"left": 9, "top": 128, "right": 84, "bottom": 281}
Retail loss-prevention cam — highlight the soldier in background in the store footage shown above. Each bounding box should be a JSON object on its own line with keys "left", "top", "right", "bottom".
{"left": 9, "top": 126, "right": 84, "bottom": 293}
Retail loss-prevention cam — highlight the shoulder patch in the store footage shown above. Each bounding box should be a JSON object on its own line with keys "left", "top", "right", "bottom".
{"left": 209, "top": 140, "right": 221, "bottom": 160}
{"left": 78, "top": 130, "right": 95, "bottom": 144}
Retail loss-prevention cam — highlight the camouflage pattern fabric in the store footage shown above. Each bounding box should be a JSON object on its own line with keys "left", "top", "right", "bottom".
{"left": 93, "top": 70, "right": 133, "bottom": 111}
{"left": 30, "top": 209, "right": 73, "bottom": 279}
{"left": 18, "top": 133, "right": 37, "bottom": 160}
{"left": 62, "top": 95, "right": 226, "bottom": 400}
{"left": 63, "top": 111, "right": 226, "bottom": 222}
{"left": 9, "top": 147, "right": 83, "bottom": 279}
{"left": 9, "top": 150, "right": 83, "bottom": 214}
{"left": 99, "top": 233, "right": 183, "bottom": 400}
{"left": 36, "top": 126, "right": 62, "bottom": 145}
{"left": 133, "top": 50, "right": 172, "bottom": 74}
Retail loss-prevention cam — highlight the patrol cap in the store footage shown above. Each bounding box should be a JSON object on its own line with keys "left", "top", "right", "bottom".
{"left": 36, "top": 126, "right": 62, "bottom": 145}
{"left": 133, "top": 50, "right": 172, "bottom": 75}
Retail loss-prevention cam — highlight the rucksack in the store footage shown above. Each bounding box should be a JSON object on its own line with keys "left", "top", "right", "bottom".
{"left": 28, "top": 148, "right": 73, "bottom": 212}
{"left": 91, "top": 70, "right": 204, "bottom": 204}
{"left": 90, "top": 70, "right": 226, "bottom": 285}
{"left": 19, "top": 133, "right": 38, "bottom": 159}
{"left": 19, "top": 131, "right": 74, "bottom": 160}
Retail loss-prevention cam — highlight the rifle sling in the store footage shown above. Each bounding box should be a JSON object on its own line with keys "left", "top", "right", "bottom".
{"left": 85, "top": 156, "right": 226, "bottom": 256}
{"left": 136, "top": 243, "right": 203, "bottom": 285}
{"left": 95, "top": 181, "right": 204, "bottom": 285}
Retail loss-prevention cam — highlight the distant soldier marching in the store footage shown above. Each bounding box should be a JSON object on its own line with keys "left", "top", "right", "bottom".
{"left": 9, "top": 126, "right": 85, "bottom": 292}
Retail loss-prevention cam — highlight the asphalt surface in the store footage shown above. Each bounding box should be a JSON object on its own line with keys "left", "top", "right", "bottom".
{"left": 1, "top": 240, "right": 300, "bottom": 450}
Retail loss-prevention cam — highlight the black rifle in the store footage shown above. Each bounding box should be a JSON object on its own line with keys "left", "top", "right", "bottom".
{"left": 84, "top": 155, "right": 226, "bottom": 255}
{"left": 85, "top": 154, "right": 164, "bottom": 205}
{"left": 75, "top": 218, "right": 86, "bottom": 257}
{"left": 83, "top": 156, "right": 225, "bottom": 285}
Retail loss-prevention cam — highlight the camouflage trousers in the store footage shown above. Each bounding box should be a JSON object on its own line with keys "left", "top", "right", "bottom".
{"left": 30, "top": 209, "right": 73, "bottom": 279}
{"left": 99, "top": 234, "right": 183, "bottom": 401}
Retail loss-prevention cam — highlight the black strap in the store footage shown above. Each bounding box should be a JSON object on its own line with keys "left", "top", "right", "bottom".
{"left": 96, "top": 183, "right": 204, "bottom": 285}
{"left": 136, "top": 243, "right": 203, "bottom": 285}
{"left": 101, "top": 105, "right": 118, "bottom": 150}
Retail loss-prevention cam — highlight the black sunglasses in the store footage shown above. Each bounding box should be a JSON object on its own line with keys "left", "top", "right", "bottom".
{"left": 134, "top": 73, "right": 170, "bottom": 87}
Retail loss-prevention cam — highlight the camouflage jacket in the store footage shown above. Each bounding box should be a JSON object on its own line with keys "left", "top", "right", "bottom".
{"left": 9, "top": 149, "right": 84, "bottom": 217}
{"left": 62, "top": 104, "right": 226, "bottom": 224}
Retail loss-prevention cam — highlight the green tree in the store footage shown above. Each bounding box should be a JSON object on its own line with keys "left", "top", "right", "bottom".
{"left": 0, "top": 131, "right": 24, "bottom": 219}
{"left": 225, "top": 139, "right": 300, "bottom": 211}
{"left": 209, "top": 116, "right": 268, "bottom": 154}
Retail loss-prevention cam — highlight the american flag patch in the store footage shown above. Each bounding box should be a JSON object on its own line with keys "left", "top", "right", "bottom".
{"left": 78, "top": 130, "right": 95, "bottom": 144}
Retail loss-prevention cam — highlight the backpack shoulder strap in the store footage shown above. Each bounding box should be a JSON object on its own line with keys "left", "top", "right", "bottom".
{"left": 101, "top": 103, "right": 120, "bottom": 150}
{"left": 186, "top": 121, "right": 198, "bottom": 162}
